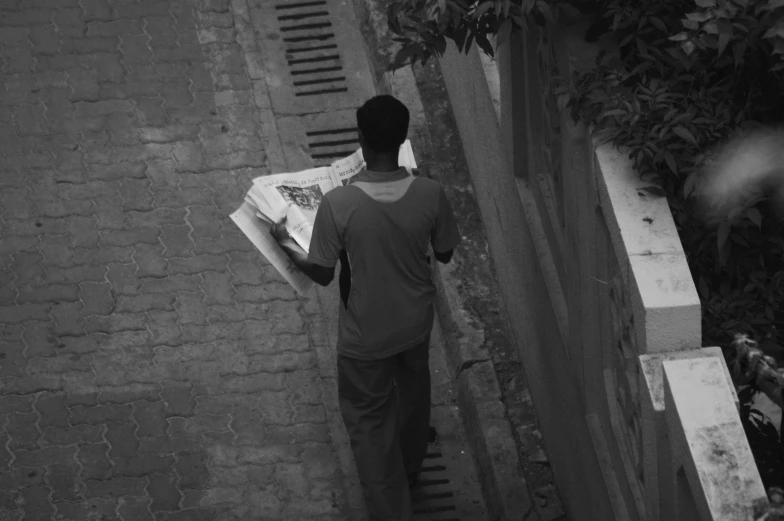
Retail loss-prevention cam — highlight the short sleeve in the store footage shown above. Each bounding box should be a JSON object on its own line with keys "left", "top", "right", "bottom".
{"left": 432, "top": 185, "right": 461, "bottom": 253}
{"left": 308, "top": 196, "right": 342, "bottom": 267}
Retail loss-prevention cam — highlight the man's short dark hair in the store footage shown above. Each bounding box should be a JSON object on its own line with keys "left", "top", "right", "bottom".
{"left": 356, "top": 95, "right": 409, "bottom": 154}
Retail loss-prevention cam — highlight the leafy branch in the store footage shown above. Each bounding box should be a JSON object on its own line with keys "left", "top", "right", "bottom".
{"left": 388, "top": 0, "right": 784, "bottom": 498}
{"left": 386, "top": 0, "right": 577, "bottom": 68}
{"left": 733, "top": 333, "right": 784, "bottom": 410}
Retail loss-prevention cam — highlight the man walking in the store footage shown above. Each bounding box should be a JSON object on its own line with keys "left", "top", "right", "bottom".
{"left": 271, "top": 94, "right": 461, "bottom": 520}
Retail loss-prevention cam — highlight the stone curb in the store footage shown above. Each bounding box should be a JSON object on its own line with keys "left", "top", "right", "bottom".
{"left": 229, "top": 0, "right": 287, "bottom": 174}
{"left": 432, "top": 258, "right": 536, "bottom": 521}
{"left": 229, "top": 1, "right": 367, "bottom": 518}
{"left": 350, "top": 1, "right": 538, "bottom": 520}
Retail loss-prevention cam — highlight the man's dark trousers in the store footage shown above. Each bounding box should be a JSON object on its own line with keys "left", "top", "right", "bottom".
{"left": 337, "top": 335, "right": 432, "bottom": 521}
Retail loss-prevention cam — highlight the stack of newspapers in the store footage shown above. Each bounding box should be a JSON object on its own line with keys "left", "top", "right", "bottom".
{"left": 231, "top": 140, "right": 417, "bottom": 295}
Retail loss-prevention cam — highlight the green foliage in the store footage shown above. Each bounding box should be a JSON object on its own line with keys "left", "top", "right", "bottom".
{"left": 388, "top": 0, "right": 784, "bottom": 70}
{"left": 563, "top": 0, "right": 784, "bottom": 350}
{"left": 389, "top": 0, "right": 784, "bottom": 349}
{"left": 671, "top": 0, "right": 784, "bottom": 72}
{"left": 733, "top": 334, "right": 784, "bottom": 491}
{"left": 386, "top": 0, "right": 577, "bottom": 68}
{"left": 390, "top": 0, "right": 784, "bottom": 496}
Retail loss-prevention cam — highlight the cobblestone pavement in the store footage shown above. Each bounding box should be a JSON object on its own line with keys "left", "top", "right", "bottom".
{"left": 0, "top": 0, "right": 350, "bottom": 519}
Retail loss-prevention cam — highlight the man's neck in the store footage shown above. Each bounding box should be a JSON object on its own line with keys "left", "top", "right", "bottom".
{"left": 364, "top": 154, "right": 399, "bottom": 173}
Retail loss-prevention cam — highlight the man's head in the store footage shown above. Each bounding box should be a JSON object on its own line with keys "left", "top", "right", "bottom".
{"left": 356, "top": 95, "right": 409, "bottom": 155}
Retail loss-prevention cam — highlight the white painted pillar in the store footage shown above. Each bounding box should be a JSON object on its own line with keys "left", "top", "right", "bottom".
{"left": 661, "top": 357, "right": 767, "bottom": 521}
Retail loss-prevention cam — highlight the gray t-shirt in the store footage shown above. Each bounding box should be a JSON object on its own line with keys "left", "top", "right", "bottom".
{"left": 308, "top": 167, "right": 461, "bottom": 360}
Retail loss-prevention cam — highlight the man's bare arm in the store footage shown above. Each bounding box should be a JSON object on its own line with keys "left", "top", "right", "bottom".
{"left": 270, "top": 219, "right": 335, "bottom": 286}
{"left": 280, "top": 244, "right": 335, "bottom": 287}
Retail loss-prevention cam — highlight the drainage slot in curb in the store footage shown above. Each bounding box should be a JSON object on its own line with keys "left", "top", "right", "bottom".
{"left": 275, "top": 0, "right": 327, "bottom": 9}
{"left": 288, "top": 43, "right": 338, "bottom": 53}
{"left": 417, "top": 478, "right": 450, "bottom": 487}
{"left": 421, "top": 465, "right": 447, "bottom": 472}
{"left": 283, "top": 33, "right": 335, "bottom": 43}
{"left": 409, "top": 411, "right": 487, "bottom": 520}
{"left": 288, "top": 54, "right": 340, "bottom": 65}
{"left": 280, "top": 22, "right": 332, "bottom": 32}
{"left": 296, "top": 87, "right": 349, "bottom": 97}
{"left": 278, "top": 10, "right": 329, "bottom": 21}
{"left": 294, "top": 76, "right": 346, "bottom": 86}
{"left": 273, "top": 2, "right": 347, "bottom": 99}
{"left": 306, "top": 127, "right": 358, "bottom": 136}
{"left": 311, "top": 150, "right": 356, "bottom": 159}
{"left": 309, "top": 138, "right": 358, "bottom": 148}
{"left": 291, "top": 65, "right": 343, "bottom": 75}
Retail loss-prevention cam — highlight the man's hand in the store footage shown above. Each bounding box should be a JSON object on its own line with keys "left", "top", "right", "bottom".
{"left": 269, "top": 216, "right": 291, "bottom": 243}
{"left": 269, "top": 215, "right": 335, "bottom": 286}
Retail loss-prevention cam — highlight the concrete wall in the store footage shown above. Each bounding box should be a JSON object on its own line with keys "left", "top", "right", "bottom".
{"left": 438, "top": 21, "right": 767, "bottom": 521}
{"left": 438, "top": 27, "right": 614, "bottom": 520}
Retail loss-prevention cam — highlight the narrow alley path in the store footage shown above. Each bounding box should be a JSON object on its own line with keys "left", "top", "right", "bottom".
{"left": 0, "top": 0, "right": 352, "bottom": 519}
{"left": 0, "top": 0, "right": 493, "bottom": 519}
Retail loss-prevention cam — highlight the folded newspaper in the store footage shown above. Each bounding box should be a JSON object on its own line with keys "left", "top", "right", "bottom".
{"left": 230, "top": 140, "right": 417, "bottom": 295}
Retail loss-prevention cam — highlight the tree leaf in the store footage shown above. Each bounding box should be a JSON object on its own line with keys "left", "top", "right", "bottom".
{"left": 683, "top": 172, "right": 700, "bottom": 197}
{"left": 502, "top": 0, "right": 511, "bottom": 18}
{"left": 559, "top": 3, "right": 580, "bottom": 17}
{"left": 700, "top": 32, "right": 719, "bottom": 49}
{"left": 682, "top": 18, "right": 700, "bottom": 30}
{"left": 699, "top": 277, "right": 710, "bottom": 299}
{"left": 716, "top": 18, "right": 733, "bottom": 55}
{"left": 650, "top": 16, "right": 667, "bottom": 31}
{"left": 601, "top": 108, "right": 626, "bottom": 118}
{"left": 475, "top": 30, "right": 494, "bottom": 56}
{"left": 663, "top": 107, "right": 679, "bottom": 121}
{"left": 496, "top": 18, "right": 512, "bottom": 46}
{"left": 536, "top": 0, "right": 553, "bottom": 23}
{"left": 686, "top": 11, "right": 713, "bottom": 22}
{"left": 718, "top": 32, "right": 731, "bottom": 55}
{"left": 673, "top": 125, "right": 699, "bottom": 145}
{"left": 639, "top": 185, "right": 666, "bottom": 197}
{"left": 718, "top": 221, "right": 731, "bottom": 252}
{"left": 389, "top": 45, "right": 418, "bottom": 71}
{"left": 733, "top": 40, "right": 747, "bottom": 66}
{"left": 664, "top": 150, "right": 678, "bottom": 175}
{"left": 435, "top": 34, "right": 447, "bottom": 55}
{"left": 695, "top": 0, "right": 717, "bottom": 6}
{"left": 763, "top": 25, "right": 784, "bottom": 40}
{"left": 453, "top": 22, "right": 468, "bottom": 51}
{"left": 557, "top": 93, "right": 571, "bottom": 112}
{"left": 472, "top": 1, "right": 493, "bottom": 20}
{"left": 747, "top": 208, "right": 763, "bottom": 229}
